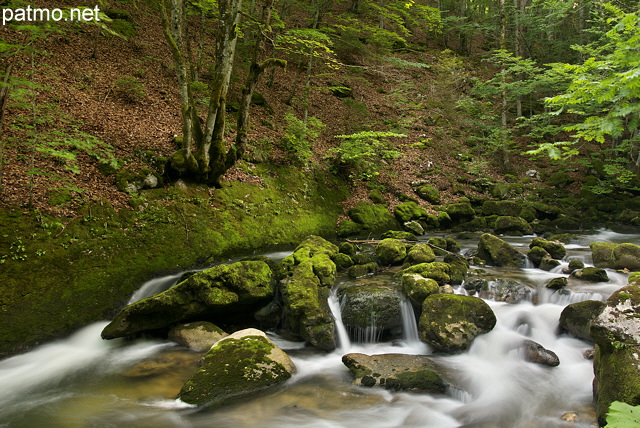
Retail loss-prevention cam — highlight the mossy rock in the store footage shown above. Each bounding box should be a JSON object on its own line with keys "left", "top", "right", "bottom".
{"left": 111, "top": 19, "right": 137, "bottom": 38}
{"left": 539, "top": 256, "right": 561, "bottom": 271}
{"left": 342, "top": 353, "right": 446, "bottom": 393}
{"left": 531, "top": 202, "right": 561, "bottom": 220}
{"left": 476, "top": 233, "right": 526, "bottom": 268}
{"left": 348, "top": 262, "right": 378, "bottom": 278}
{"left": 394, "top": 202, "right": 428, "bottom": 223}
{"left": 340, "top": 285, "right": 403, "bottom": 333}
{"left": 559, "top": 300, "right": 605, "bottom": 341}
{"left": 530, "top": 237, "right": 567, "bottom": 260}
{"left": 571, "top": 267, "right": 610, "bottom": 282}
{"left": 338, "top": 242, "right": 357, "bottom": 257}
{"left": 446, "top": 202, "right": 475, "bottom": 223}
{"left": 445, "top": 238, "right": 461, "bottom": 253}
{"left": 529, "top": 245, "right": 552, "bottom": 267}
{"left": 426, "top": 237, "right": 448, "bottom": 255}
{"left": 590, "top": 242, "right": 640, "bottom": 271}
{"left": 493, "top": 216, "right": 533, "bottom": 236}
{"left": 479, "top": 278, "right": 532, "bottom": 304}
{"left": 349, "top": 202, "right": 399, "bottom": 232}
{"left": 48, "top": 188, "right": 73, "bottom": 207}
{"left": 404, "top": 244, "right": 436, "bottom": 266}
{"left": 168, "top": 321, "right": 228, "bottom": 352}
{"left": 401, "top": 273, "right": 439, "bottom": 306}
{"left": 101, "top": 260, "right": 275, "bottom": 339}
{"left": 437, "top": 211, "right": 452, "bottom": 228}
{"left": 178, "top": 329, "right": 296, "bottom": 407}
{"left": 369, "top": 189, "right": 385, "bottom": 204}
{"left": 381, "top": 230, "right": 417, "bottom": 240}
{"left": 400, "top": 262, "right": 451, "bottom": 286}
{"left": 282, "top": 235, "right": 339, "bottom": 273}
{"left": 481, "top": 200, "right": 521, "bottom": 217}
{"left": 334, "top": 253, "right": 354, "bottom": 269}
{"left": 419, "top": 294, "right": 496, "bottom": 353}
{"left": 546, "top": 171, "right": 574, "bottom": 188}
{"left": 443, "top": 253, "right": 468, "bottom": 285}
{"left": 519, "top": 205, "right": 537, "bottom": 222}
{"left": 375, "top": 238, "right": 407, "bottom": 266}
{"left": 403, "top": 220, "right": 424, "bottom": 236}
{"left": 545, "top": 277, "right": 568, "bottom": 290}
{"left": 337, "top": 220, "right": 363, "bottom": 238}
{"left": 415, "top": 184, "right": 441, "bottom": 204}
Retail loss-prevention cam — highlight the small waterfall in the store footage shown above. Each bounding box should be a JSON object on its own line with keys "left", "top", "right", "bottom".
{"left": 350, "top": 322, "right": 383, "bottom": 344}
{"left": 400, "top": 297, "right": 421, "bottom": 345}
{"left": 328, "top": 286, "right": 351, "bottom": 352}
{"left": 128, "top": 272, "right": 185, "bottom": 304}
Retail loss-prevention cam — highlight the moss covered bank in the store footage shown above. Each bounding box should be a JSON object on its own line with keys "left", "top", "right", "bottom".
{"left": 0, "top": 167, "right": 347, "bottom": 357}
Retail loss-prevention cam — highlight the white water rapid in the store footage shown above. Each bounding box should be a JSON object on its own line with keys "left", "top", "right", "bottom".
{"left": 0, "top": 230, "right": 632, "bottom": 427}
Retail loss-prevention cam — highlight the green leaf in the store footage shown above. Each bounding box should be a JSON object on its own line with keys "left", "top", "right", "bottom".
{"left": 606, "top": 401, "right": 640, "bottom": 427}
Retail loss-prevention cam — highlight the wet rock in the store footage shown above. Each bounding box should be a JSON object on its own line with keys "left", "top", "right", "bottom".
{"left": 381, "top": 230, "right": 417, "bottom": 240}
{"left": 559, "top": 300, "right": 605, "bottom": 342}
{"left": 479, "top": 279, "right": 532, "bottom": 304}
{"left": 340, "top": 285, "right": 403, "bottom": 338}
{"left": 463, "top": 277, "right": 487, "bottom": 295}
{"left": 444, "top": 253, "right": 469, "bottom": 285}
{"left": 477, "top": 233, "right": 527, "bottom": 268}
{"left": 403, "top": 220, "right": 424, "bottom": 236}
{"left": 530, "top": 238, "right": 566, "bottom": 260}
{"left": 527, "top": 246, "right": 550, "bottom": 267}
{"left": 178, "top": 329, "right": 296, "bottom": 407}
{"left": 571, "top": 267, "right": 610, "bottom": 282}
{"left": 168, "top": 321, "right": 228, "bottom": 352}
{"left": 446, "top": 202, "right": 476, "bottom": 224}
{"left": 348, "top": 262, "right": 378, "bottom": 278}
{"left": 545, "top": 277, "right": 568, "bottom": 290}
{"left": 590, "top": 242, "right": 640, "bottom": 271}
{"left": 401, "top": 262, "right": 451, "bottom": 286}
{"left": 401, "top": 273, "right": 439, "bottom": 306}
{"left": 375, "top": 238, "right": 407, "bottom": 266}
{"left": 254, "top": 300, "right": 282, "bottom": 330}
{"left": 334, "top": 253, "right": 354, "bottom": 269}
{"left": 562, "top": 259, "right": 585, "bottom": 274}
{"left": 522, "top": 339, "right": 560, "bottom": 367}
{"left": 590, "top": 284, "right": 640, "bottom": 425}
{"left": 427, "top": 237, "right": 448, "bottom": 255}
{"left": 342, "top": 353, "right": 446, "bottom": 393}
{"left": 419, "top": 294, "right": 496, "bottom": 353}
{"left": 493, "top": 216, "right": 533, "bottom": 236}
{"left": 101, "top": 260, "right": 276, "bottom": 339}
{"left": 539, "top": 256, "right": 561, "bottom": 272}
{"left": 560, "top": 411, "right": 579, "bottom": 422}
{"left": 404, "top": 243, "right": 436, "bottom": 266}
{"left": 338, "top": 242, "right": 357, "bottom": 257}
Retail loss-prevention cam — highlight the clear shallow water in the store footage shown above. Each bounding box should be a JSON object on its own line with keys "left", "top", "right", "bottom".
{"left": 1, "top": 230, "right": 635, "bottom": 428}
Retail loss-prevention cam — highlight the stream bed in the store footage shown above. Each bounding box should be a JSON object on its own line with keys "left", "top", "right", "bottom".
{"left": 1, "top": 229, "right": 638, "bottom": 428}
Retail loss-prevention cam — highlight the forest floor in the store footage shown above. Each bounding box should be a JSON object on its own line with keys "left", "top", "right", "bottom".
{"left": 0, "top": 0, "right": 554, "bottom": 220}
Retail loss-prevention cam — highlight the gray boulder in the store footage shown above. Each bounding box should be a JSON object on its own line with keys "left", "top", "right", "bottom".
{"left": 479, "top": 279, "right": 533, "bottom": 304}
{"left": 168, "top": 321, "right": 228, "bottom": 352}
{"left": 340, "top": 285, "right": 403, "bottom": 339}
{"left": 522, "top": 339, "right": 560, "bottom": 367}
{"left": 590, "top": 242, "right": 640, "bottom": 271}
{"left": 342, "top": 353, "right": 446, "bottom": 393}
{"left": 559, "top": 300, "right": 605, "bottom": 341}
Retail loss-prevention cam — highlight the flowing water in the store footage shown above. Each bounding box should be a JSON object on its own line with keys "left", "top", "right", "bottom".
{"left": 0, "top": 230, "right": 635, "bottom": 428}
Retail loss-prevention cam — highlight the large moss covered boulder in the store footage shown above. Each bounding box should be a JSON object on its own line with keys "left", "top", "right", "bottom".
{"left": 375, "top": 238, "right": 407, "bottom": 266}
{"left": 493, "top": 216, "right": 533, "bottom": 236}
{"left": 401, "top": 262, "right": 451, "bottom": 286}
{"left": 177, "top": 329, "right": 296, "bottom": 407}
{"left": 476, "top": 233, "right": 526, "bottom": 268}
{"left": 446, "top": 202, "right": 475, "bottom": 224}
{"left": 404, "top": 243, "right": 436, "bottom": 266}
{"left": 394, "top": 201, "right": 428, "bottom": 223}
{"left": 342, "top": 353, "right": 446, "bottom": 393}
{"left": 415, "top": 184, "right": 441, "bottom": 205}
{"left": 590, "top": 242, "right": 640, "bottom": 271}
{"left": 419, "top": 294, "right": 496, "bottom": 353}
{"left": 559, "top": 300, "right": 605, "bottom": 341}
{"left": 101, "top": 260, "right": 275, "bottom": 339}
{"left": 482, "top": 200, "right": 521, "bottom": 217}
{"left": 530, "top": 237, "right": 566, "bottom": 260}
{"left": 280, "top": 236, "right": 338, "bottom": 350}
{"left": 590, "top": 285, "right": 640, "bottom": 425}
{"left": 571, "top": 267, "right": 610, "bottom": 282}
{"left": 349, "top": 202, "right": 400, "bottom": 233}
{"left": 340, "top": 285, "right": 403, "bottom": 339}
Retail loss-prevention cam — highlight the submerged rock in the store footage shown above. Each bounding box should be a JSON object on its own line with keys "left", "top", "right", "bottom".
{"left": 101, "top": 260, "right": 275, "bottom": 339}
{"left": 340, "top": 285, "right": 403, "bottom": 339}
{"left": 342, "top": 353, "right": 446, "bottom": 393}
{"left": 177, "top": 329, "right": 296, "bottom": 407}
{"left": 168, "top": 321, "right": 228, "bottom": 352}
{"left": 419, "top": 294, "right": 496, "bottom": 353}
{"left": 522, "top": 339, "right": 560, "bottom": 367}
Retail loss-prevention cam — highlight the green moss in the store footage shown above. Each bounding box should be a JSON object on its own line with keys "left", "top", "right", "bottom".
{"left": 0, "top": 166, "right": 347, "bottom": 357}
{"left": 415, "top": 184, "right": 441, "bottom": 204}
{"left": 337, "top": 220, "right": 363, "bottom": 238}
{"left": 375, "top": 238, "right": 407, "bottom": 266}
{"left": 400, "top": 262, "right": 451, "bottom": 285}
{"left": 348, "top": 202, "right": 399, "bottom": 232}
{"left": 394, "top": 202, "right": 428, "bottom": 223}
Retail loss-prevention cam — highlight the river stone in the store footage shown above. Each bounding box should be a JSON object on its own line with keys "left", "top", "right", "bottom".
{"left": 375, "top": 238, "right": 407, "bottom": 266}
{"left": 177, "top": 329, "right": 296, "bottom": 407}
{"left": 400, "top": 262, "right": 451, "bottom": 286}
{"left": 394, "top": 201, "right": 428, "bottom": 223}
{"left": 482, "top": 200, "right": 521, "bottom": 217}
{"left": 339, "top": 242, "right": 357, "bottom": 257}
{"left": 348, "top": 202, "right": 400, "bottom": 233}
{"left": 521, "top": 339, "right": 560, "bottom": 367}
{"left": 446, "top": 202, "right": 475, "bottom": 223}
{"left": 404, "top": 243, "right": 436, "bottom": 266}
{"left": 101, "top": 260, "right": 275, "bottom": 339}
{"left": 545, "top": 277, "right": 568, "bottom": 290}
{"left": 381, "top": 230, "right": 417, "bottom": 240}
{"left": 530, "top": 238, "right": 566, "bottom": 260}
{"left": 342, "top": 353, "right": 446, "bottom": 393}
{"left": 476, "top": 233, "right": 526, "bottom": 268}
{"left": 340, "top": 285, "right": 403, "bottom": 336}
{"left": 590, "top": 285, "right": 640, "bottom": 425}
{"left": 334, "top": 253, "right": 354, "bottom": 269}
{"left": 527, "top": 246, "right": 550, "bottom": 267}
{"left": 419, "top": 294, "right": 497, "bottom": 353}
{"left": 571, "top": 267, "right": 610, "bottom": 282}
{"left": 168, "top": 321, "right": 228, "bottom": 352}
{"left": 348, "top": 262, "right": 378, "bottom": 278}
{"left": 401, "top": 273, "right": 439, "bottom": 306}
{"left": 562, "top": 259, "right": 585, "bottom": 274}
{"left": 559, "top": 300, "right": 605, "bottom": 341}
{"left": 493, "top": 216, "right": 533, "bottom": 236}
{"left": 590, "top": 242, "right": 640, "bottom": 271}
{"left": 539, "top": 256, "right": 561, "bottom": 271}
{"left": 403, "top": 220, "right": 424, "bottom": 236}
{"left": 463, "top": 277, "right": 488, "bottom": 295}
{"left": 427, "top": 237, "right": 448, "bottom": 255}
{"left": 443, "top": 253, "right": 468, "bottom": 285}
{"left": 479, "top": 279, "right": 532, "bottom": 304}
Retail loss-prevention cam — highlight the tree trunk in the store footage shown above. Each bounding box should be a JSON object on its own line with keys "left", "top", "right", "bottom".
{"left": 500, "top": 0, "right": 508, "bottom": 128}
{"left": 0, "top": 61, "right": 13, "bottom": 194}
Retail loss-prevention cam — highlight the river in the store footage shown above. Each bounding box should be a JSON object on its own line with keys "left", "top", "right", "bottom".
{"left": 1, "top": 229, "right": 636, "bottom": 428}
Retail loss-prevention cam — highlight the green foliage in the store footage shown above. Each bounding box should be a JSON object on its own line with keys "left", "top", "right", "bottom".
{"left": 327, "top": 131, "right": 405, "bottom": 182}
{"left": 282, "top": 113, "right": 324, "bottom": 164}
{"left": 606, "top": 401, "right": 640, "bottom": 427}
{"left": 115, "top": 75, "right": 146, "bottom": 103}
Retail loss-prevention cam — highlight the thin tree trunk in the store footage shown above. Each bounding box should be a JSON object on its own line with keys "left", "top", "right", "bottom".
{"left": 500, "top": 0, "right": 507, "bottom": 128}
{"left": 28, "top": 52, "right": 37, "bottom": 208}
{"left": 0, "top": 62, "right": 13, "bottom": 194}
